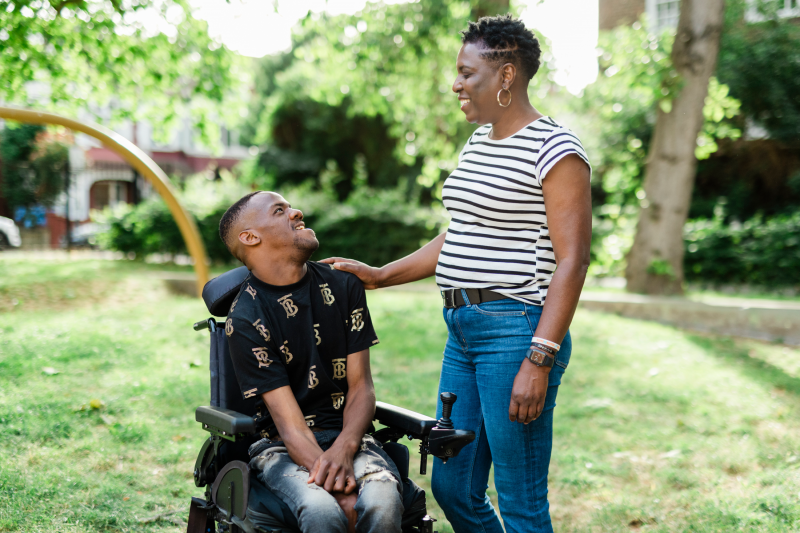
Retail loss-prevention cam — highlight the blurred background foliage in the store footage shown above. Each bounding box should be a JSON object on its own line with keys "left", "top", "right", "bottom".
{"left": 685, "top": 210, "right": 800, "bottom": 288}
{"left": 0, "top": 0, "right": 249, "bottom": 148}
{"left": 96, "top": 173, "right": 445, "bottom": 266}
{"left": 0, "top": 123, "right": 69, "bottom": 223}
{"left": 77, "top": 0, "right": 800, "bottom": 288}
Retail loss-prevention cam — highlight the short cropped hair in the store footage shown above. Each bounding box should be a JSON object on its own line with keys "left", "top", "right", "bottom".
{"left": 218, "top": 191, "right": 261, "bottom": 258}
{"left": 461, "top": 14, "right": 542, "bottom": 81}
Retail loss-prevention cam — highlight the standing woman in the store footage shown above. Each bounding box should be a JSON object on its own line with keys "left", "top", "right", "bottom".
{"left": 323, "top": 14, "right": 591, "bottom": 533}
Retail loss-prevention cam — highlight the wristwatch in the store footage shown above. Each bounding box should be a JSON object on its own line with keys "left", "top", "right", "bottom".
{"left": 526, "top": 347, "right": 554, "bottom": 367}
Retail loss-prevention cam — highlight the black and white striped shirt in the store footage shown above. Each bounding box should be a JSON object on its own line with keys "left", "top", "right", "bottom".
{"left": 435, "top": 116, "right": 590, "bottom": 306}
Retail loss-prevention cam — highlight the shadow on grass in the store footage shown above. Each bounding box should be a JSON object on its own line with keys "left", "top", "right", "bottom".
{"left": 686, "top": 334, "right": 800, "bottom": 396}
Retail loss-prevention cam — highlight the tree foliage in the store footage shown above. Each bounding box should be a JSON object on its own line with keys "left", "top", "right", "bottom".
{"left": 717, "top": 0, "right": 800, "bottom": 144}
{"left": 0, "top": 0, "right": 247, "bottom": 146}
{"left": 242, "top": 0, "right": 548, "bottom": 200}
{"left": 0, "top": 123, "right": 69, "bottom": 213}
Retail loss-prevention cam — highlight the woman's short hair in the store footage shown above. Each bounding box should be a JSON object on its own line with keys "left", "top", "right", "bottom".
{"left": 460, "top": 14, "right": 542, "bottom": 81}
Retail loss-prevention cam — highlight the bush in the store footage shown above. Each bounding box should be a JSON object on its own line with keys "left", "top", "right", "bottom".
{"left": 95, "top": 174, "right": 250, "bottom": 263}
{"left": 297, "top": 187, "right": 446, "bottom": 267}
{"left": 684, "top": 212, "right": 800, "bottom": 287}
{"left": 96, "top": 177, "right": 446, "bottom": 267}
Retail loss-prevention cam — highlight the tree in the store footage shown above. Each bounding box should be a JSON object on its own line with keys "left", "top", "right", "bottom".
{"left": 0, "top": 0, "right": 246, "bottom": 146}
{"left": 624, "top": 0, "right": 726, "bottom": 294}
{"left": 0, "top": 123, "right": 69, "bottom": 215}
{"left": 242, "top": 0, "right": 548, "bottom": 200}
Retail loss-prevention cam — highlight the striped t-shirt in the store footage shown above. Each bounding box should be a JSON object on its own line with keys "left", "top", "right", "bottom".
{"left": 435, "top": 116, "right": 590, "bottom": 306}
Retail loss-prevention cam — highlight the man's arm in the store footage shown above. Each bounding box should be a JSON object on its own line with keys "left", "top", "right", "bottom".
{"left": 307, "top": 348, "right": 375, "bottom": 495}
{"left": 260, "top": 387, "right": 324, "bottom": 471}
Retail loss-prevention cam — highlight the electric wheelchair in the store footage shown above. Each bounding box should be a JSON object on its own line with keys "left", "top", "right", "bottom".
{"left": 186, "top": 267, "right": 475, "bottom": 533}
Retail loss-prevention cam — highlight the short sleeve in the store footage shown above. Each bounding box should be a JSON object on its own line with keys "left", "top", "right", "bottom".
{"left": 535, "top": 128, "right": 591, "bottom": 186}
{"left": 225, "top": 315, "right": 290, "bottom": 400}
{"left": 344, "top": 275, "right": 380, "bottom": 354}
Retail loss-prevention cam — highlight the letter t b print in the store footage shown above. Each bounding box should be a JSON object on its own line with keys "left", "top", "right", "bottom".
{"left": 277, "top": 294, "right": 299, "bottom": 318}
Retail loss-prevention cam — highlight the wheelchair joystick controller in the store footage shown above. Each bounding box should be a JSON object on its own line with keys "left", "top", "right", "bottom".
{"left": 437, "top": 392, "right": 456, "bottom": 430}
{"left": 420, "top": 392, "right": 476, "bottom": 473}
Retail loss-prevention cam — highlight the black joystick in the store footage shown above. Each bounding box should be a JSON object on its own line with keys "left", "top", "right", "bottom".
{"left": 422, "top": 391, "right": 474, "bottom": 471}
{"left": 437, "top": 392, "right": 456, "bottom": 430}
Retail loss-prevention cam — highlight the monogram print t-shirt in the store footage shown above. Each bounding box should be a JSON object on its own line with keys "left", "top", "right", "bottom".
{"left": 225, "top": 261, "right": 379, "bottom": 436}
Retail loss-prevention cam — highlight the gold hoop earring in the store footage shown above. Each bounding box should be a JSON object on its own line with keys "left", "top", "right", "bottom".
{"left": 497, "top": 87, "right": 512, "bottom": 107}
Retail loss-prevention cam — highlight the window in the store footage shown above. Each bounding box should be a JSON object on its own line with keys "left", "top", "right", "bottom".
{"left": 90, "top": 181, "right": 129, "bottom": 210}
{"left": 646, "top": 0, "right": 681, "bottom": 32}
{"left": 781, "top": 0, "right": 799, "bottom": 14}
{"left": 746, "top": 0, "right": 800, "bottom": 21}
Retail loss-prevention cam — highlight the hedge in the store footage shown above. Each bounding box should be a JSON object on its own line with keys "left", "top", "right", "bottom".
{"left": 95, "top": 179, "right": 445, "bottom": 267}
{"left": 684, "top": 212, "right": 800, "bottom": 287}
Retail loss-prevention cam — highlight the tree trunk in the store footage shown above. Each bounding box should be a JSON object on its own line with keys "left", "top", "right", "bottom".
{"left": 471, "top": 0, "right": 510, "bottom": 20}
{"left": 625, "top": 0, "right": 726, "bottom": 295}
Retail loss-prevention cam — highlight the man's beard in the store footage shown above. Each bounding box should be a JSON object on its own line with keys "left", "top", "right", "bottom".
{"left": 293, "top": 232, "right": 320, "bottom": 261}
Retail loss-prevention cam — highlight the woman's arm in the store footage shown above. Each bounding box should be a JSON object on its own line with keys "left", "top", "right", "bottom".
{"left": 509, "top": 154, "right": 592, "bottom": 425}
{"left": 320, "top": 232, "right": 446, "bottom": 289}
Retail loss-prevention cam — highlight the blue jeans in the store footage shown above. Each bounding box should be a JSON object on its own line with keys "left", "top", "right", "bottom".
{"left": 431, "top": 296, "right": 571, "bottom": 533}
{"left": 248, "top": 430, "right": 404, "bottom": 533}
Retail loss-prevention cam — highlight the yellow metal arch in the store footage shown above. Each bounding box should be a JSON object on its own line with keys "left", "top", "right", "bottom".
{"left": 0, "top": 105, "right": 209, "bottom": 296}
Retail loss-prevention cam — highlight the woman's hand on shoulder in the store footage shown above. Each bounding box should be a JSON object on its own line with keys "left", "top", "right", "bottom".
{"left": 320, "top": 257, "right": 383, "bottom": 290}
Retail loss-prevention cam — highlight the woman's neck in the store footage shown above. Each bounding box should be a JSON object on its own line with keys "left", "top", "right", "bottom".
{"left": 489, "top": 97, "right": 542, "bottom": 140}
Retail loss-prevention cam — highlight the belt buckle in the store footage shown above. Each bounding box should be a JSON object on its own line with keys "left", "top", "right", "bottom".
{"left": 442, "top": 289, "right": 455, "bottom": 309}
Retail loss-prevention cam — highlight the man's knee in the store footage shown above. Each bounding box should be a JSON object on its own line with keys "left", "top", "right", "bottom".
{"left": 355, "top": 471, "right": 404, "bottom": 532}
{"left": 295, "top": 489, "right": 348, "bottom": 533}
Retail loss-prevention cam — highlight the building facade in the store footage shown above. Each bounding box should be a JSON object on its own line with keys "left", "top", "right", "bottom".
{"left": 0, "top": 112, "right": 249, "bottom": 248}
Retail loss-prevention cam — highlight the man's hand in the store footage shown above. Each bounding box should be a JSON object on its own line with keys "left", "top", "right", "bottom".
{"left": 332, "top": 491, "right": 358, "bottom": 533}
{"left": 307, "top": 443, "right": 357, "bottom": 494}
{"left": 508, "top": 360, "right": 550, "bottom": 424}
{"left": 319, "top": 257, "right": 383, "bottom": 290}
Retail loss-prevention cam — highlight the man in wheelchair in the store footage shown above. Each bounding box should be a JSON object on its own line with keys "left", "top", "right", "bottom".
{"left": 189, "top": 190, "right": 474, "bottom": 533}
{"left": 217, "top": 191, "right": 403, "bottom": 532}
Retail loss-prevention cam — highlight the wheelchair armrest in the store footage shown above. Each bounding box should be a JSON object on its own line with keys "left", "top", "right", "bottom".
{"left": 375, "top": 401, "right": 437, "bottom": 438}
{"left": 196, "top": 406, "right": 256, "bottom": 437}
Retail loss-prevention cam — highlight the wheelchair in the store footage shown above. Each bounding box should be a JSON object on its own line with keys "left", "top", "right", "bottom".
{"left": 186, "top": 267, "right": 475, "bottom": 533}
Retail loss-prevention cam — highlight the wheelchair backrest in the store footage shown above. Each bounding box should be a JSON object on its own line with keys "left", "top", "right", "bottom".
{"left": 203, "top": 267, "right": 263, "bottom": 419}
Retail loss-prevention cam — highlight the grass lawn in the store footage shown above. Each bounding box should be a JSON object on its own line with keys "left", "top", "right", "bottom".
{"left": 2, "top": 256, "right": 800, "bottom": 532}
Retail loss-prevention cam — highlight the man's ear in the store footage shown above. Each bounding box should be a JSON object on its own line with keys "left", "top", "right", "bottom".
{"left": 238, "top": 229, "right": 261, "bottom": 247}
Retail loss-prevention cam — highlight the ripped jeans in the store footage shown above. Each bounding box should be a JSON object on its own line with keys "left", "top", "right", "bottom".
{"left": 248, "top": 430, "right": 404, "bottom": 533}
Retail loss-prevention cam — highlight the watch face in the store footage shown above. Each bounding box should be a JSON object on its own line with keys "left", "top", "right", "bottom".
{"left": 531, "top": 351, "right": 545, "bottom": 365}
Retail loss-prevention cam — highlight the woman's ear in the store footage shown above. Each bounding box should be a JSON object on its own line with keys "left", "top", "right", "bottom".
{"left": 502, "top": 63, "right": 517, "bottom": 89}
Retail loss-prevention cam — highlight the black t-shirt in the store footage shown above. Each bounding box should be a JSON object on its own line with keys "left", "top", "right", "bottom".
{"left": 225, "top": 261, "right": 379, "bottom": 436}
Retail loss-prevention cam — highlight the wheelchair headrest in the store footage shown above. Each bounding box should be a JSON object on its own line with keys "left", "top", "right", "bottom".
{"left": 202, "top": 266, "right": 250, "bottom": 317}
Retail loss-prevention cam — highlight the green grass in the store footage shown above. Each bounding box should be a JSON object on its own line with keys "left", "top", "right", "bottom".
{"left": 2, "top": 257, "right": 800, "bottom": 532}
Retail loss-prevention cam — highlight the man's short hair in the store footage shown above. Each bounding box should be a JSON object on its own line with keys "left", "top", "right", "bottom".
{"left": 219, "top": 191, "right": 261, "bottom": 260}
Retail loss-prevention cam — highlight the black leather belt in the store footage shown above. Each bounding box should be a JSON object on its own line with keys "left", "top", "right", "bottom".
{"left": 441, "top": 288, "right": 510, "bottom": 309}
